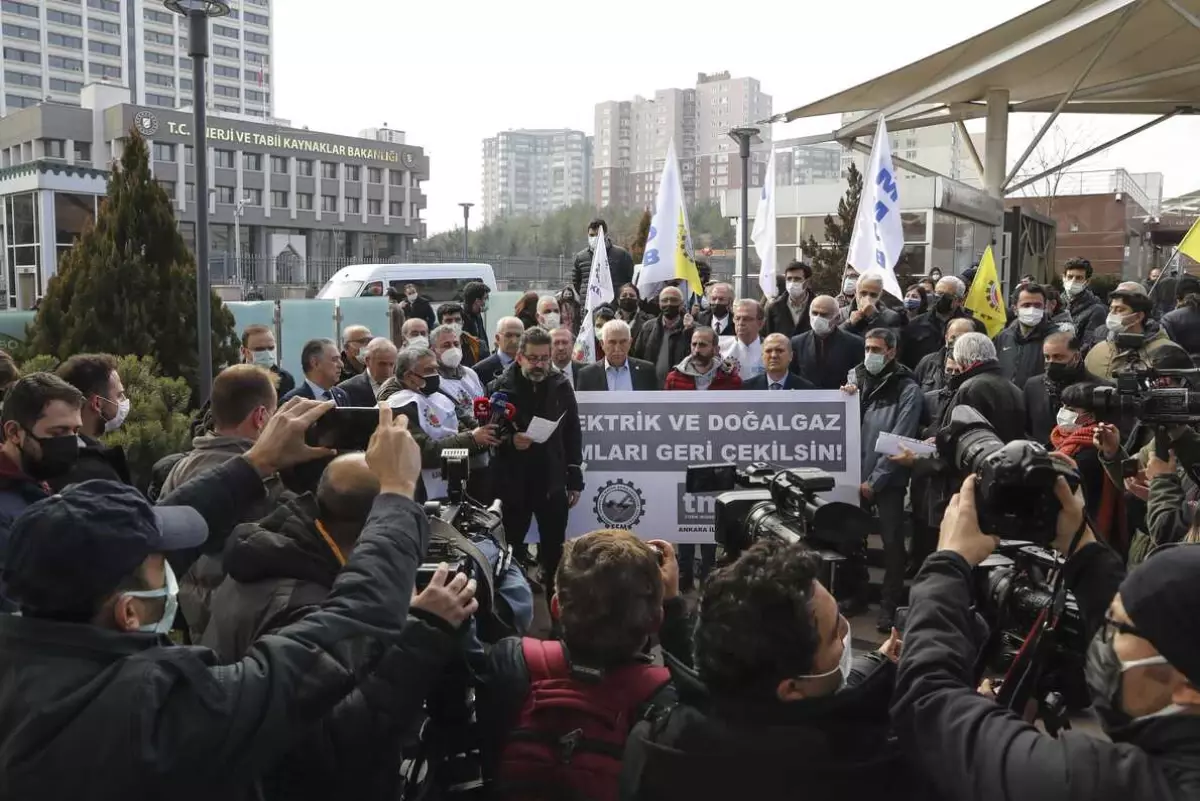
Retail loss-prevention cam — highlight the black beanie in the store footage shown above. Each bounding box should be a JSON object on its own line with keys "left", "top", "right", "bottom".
{"left": 1122, "top": 544, "right": 1200, "bottom": 686}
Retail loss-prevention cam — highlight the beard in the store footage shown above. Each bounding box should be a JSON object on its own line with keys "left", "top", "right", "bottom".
{"left": 523, "top": 367, "right": 547, "bottom": 383}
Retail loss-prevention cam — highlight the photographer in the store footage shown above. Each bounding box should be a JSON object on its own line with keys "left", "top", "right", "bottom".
{"left": 621, "top": 538, "right": 914, "bottom": 801}
{"left": 890, "top": 472, "right": 1200, "bottom": 800}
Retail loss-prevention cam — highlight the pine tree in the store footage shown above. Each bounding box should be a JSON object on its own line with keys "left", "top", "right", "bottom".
{"left": 805, "top": 162, "right": 863, "bottom": 295}
{"left": 629, "top": 209, "right": 652, "bottom": 264}
{"left": 27, "top": 128, "right": 238, "bottom": 396}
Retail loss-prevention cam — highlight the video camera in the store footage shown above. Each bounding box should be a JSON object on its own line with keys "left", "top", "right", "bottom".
{"left": 1061, "top": 366, "right": 1200, "bottom": 427}
{"left": 936, "top": 406, "right": 1078, "bottom": 546}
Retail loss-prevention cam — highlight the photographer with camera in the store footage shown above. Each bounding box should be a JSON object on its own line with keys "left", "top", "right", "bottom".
{"left": 1085, "top": 284, "right": 1173, "bottom": 380}
{"left": 892, "top": 471, "right": 1200, "bottom": 801}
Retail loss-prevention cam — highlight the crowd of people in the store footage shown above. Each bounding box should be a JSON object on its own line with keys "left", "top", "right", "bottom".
{"left": 0, "top": 215, "right": 1198, "bottom": 800}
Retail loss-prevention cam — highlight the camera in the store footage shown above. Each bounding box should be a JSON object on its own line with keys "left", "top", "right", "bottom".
{"left": 1061, "top": 367, "right": 1200, "bottom": 426}
{"left": 936, "top": 406, "right": 1079, "bottom": 545}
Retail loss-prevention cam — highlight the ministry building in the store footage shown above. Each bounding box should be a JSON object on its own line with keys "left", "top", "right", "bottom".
{"left": 0, "top": 81, "right": 428, "bottom": 309}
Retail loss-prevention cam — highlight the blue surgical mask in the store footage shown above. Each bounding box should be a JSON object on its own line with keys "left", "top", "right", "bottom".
{"left": 251, "top": 349, "right": 277, "bottom": 369}
{"left": 124, "top": 560, "right": 179, "bottom": 635}
{"left": 904, "top": 298, "right": 922, "bottom": 311}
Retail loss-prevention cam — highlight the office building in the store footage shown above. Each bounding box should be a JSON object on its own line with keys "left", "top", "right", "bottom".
{"left": 1, "top": 0, "right": 273, "bottom": 117}
{"left": 773, "top": 139, "right": 842, "bottom": 186}
{"left": 481, "top": 128, "right": 592, "bottom": 223}
{"left": 0, "top": 81, "right": 427, "bottom": 309}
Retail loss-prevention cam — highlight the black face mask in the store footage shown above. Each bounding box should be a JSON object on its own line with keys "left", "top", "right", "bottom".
{"left": 1085, "top": 635, "right": 1133, "bottom": 732}
{"left": 710, "top": 303, "right": 729, "bottom": 320}
{"left": 661, "top": 306, "right": 681, "bottom": 321}
{"left": 618, "top": 297, "right": 639, "bottom": 313}
{"left": 418, "top": 374, "right": 441, "bottom": 397}
{"left": 1045, "top": 360, "right": 1083, "bottom": 387}
{"left": 934, "top": 293, "right": 954, "bottom": 315}
{"left": 21, "top": 431, "right": 80, "bottom": 481}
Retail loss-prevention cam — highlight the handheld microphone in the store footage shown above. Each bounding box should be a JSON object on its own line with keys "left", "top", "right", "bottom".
{"left": 473, "top": 397, "right": 491, "bottom": 424}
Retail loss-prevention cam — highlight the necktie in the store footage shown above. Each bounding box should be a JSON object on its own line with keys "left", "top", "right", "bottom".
{"left": 771, "top": 382, "right": 782, "bottom": 390}
{"left": 323, "top": 389, "right": 332, "bottom": 402}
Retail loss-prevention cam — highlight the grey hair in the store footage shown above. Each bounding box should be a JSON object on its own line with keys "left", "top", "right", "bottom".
{"left": 865, "top": 327, "right": 897, "bottom": 349}
{"left": 495, "top": 315, "right": 523, "bottom": 334}
{"left": 734, "top": 298, "right": 763, "bottom": 319}
{"left": 856, "top": 273, "right": 884, "bottom": 290}
{"left": 537, "top": 295, "right": 560, "bottom": 313}
{"left": 952, "top": 332, "right": 996, "bottom": 365}
{"left": 401, "top": 317, "right": 428, "bottom": 337}
{"left": 429, "top": 324, "right": 458, "bottom": 344}
{"left": 363, "top": 336, "right": 397, "bottom": 358}
{"left": 600, "top": 318, "right": 631, "bottom": 341}
{"left": 396, "top": 347, "right": 435, "bottom": 376}
{"left": 938, "top": 276, "right": 967, "bottom": 299}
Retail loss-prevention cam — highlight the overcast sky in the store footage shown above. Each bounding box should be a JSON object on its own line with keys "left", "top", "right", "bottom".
{"left": 273, "top": 0, "right": 1200, "bottom": 235}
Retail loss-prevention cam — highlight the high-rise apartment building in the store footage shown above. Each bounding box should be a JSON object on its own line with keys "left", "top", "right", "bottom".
{"left": 773, "top": 139, "right": 843, "bottom": 186}
{"left": 694, "top": 71, "right": 771, "bottom": 202}
{"left": 481, "top": 128, "right": 592, "bottom": 223}
{"left": 0, "top": 0, "right": 273, "bottom": 117}
{"left": 840, "top": 111, "right": 980, "bottom": 184}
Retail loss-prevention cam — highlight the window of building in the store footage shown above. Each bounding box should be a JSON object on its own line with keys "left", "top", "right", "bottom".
{"left": 244, "top": 11, "right": 269, "bottom": 25}
{"left": 244, "top": 188, "right": 262, "bottom": 206}
{"left": 2, "top": 23, "right": 38, "bottom": 41}
{"left": 184, "top": 145, "right": 193, "bottom": 164}
{"left": 321, "top": 162, "right": 337, "bottom": 179}
{"left": 297, "top": 192, "right": 313, "bottom": 210}
{"left": 152, "top": 142, "right": 175, "bottom": 162}
{"left": 5, "top": 93, "right": 37, "bottom": 109}
{"left": 213, "top": 149, "right": 234, "bottom": 169}
{"left": 345, "top": 197, "right": 360, "bottom": 214}
{"left": 143, "top": 8, "right": 173, "bottom": 23}
{"left": 145, "top": 51, "right": 172, "bottom": 66}
{"left": 90, "top": 62, "right": 121, "bottom": 78}
{"left": 215, "top": 103, "right": 239, "bottom": 113}
{"left": 87, "top": 0, "right": 120, "bottom": 11}
{"left": 368, "top": 167, "right": 382, "bottom": 184}
{"left": 4, "top": 70, "right": 39, "bottom": 87}
{"left": 243, "top": 152, "right": 262, "bottom": 171}
{"left": 145, "top": 93, "right": 173, "bottom": 107}
{"left": 297, "top": 159, "right": 313, "bottom": 176}
{"left": 48, "top": 33, "right": 84, "bottom": 49}
{"left": 245, "top": 89, "right": 266, "bottom": 103}
{"left": 5, "top": 47, "right": 40, "bottom": 64}
{"left": 156, "top": 179, "right": 175, "bottom": 197}
{"left": 44, "top": 139, "right": 65, "bottom": 159}
{"left": 88, "top": 40, "right": 120, "bottom": 55}
{"left": 212, "top": 44, "right": 239, "bottom": 59}
{"left": 213, "top": 84, "right": 239, "bottom": 99}
{"left": 186, "top": 183, "right": 195, "bottom": 202}
{"left": 410, "top": 202, "right": 419, "bottom": 219}
{"left": 271, "top": 190, "right": 288, "bottom": 208}
{"left": 368, "top": 198, "right": 382, "bottom": 215}
{"left": 145, "top": 72, "right": 173, "bottom": 87}
{"left": 74, "top": 141, "right": 91, "bottom": 162}
{"left": 2, "top": 1, "right": 38, "bottom": 18}
{"left": 215, "top": 186, "right": 235, "bottom": 204}
{"left": 245, "top": 50, "right": 268, "bottom": 65}
{"left": 49, "top": 77, "right": 82, "bottom": 94}
{"left": 213, "top": 63, "right": 239, "bottom": 78}
{"left": 213, "top": 24, "right": 239, "bottom": 39}
{"left": 46, "top": 9, "right": 83, "bottom": 25}
{"left": 245, "top": 31, "right": 269, "bottom": 46}
{"left": 143, "top": 30, "right": 172, "bottom": 45}
{"left": 321, "top": 195, "right": 337, "bottom": 212}
{"left": 389, "top": 201, "right": 403, "bottom": 217}
{"left": 180, "top": 77, "right": 192, "bottom": 91}
{"left": 388, "top": 170, "right": 403, "bottom": 187}
{"left": 270, "top": 155, "right": 287, "bottom": 173}
{"left": 345, "top": 165, "right": 360, "bottom": 182}
{"left": 88, "top": 18, "right": 121, "bottom": 35}
{"left": 48, "top": 55, "right": 83, "bottom": 72}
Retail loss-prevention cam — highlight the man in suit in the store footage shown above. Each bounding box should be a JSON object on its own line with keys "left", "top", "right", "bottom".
{"left": 336, "top": 337, "right": 397, "bottom": 407}
{"left": 743, "top": 333, "right": 815, "bottom": 390}
{"left": 550, "top": 327, "right": 583, "bottom": 387}
{"left": 472, "top": 316, "right": 525, "bottom": 386}
{"left": 790, "top": 295, "right": 864, "bottom": 390}
{"left": 283, "top": 338, "right": 350, "bottom": 405}
{"left": 240, "top": 324, "right": 295, "bottom": 401}
{"left": 339, "top": 325, "right": 372, "bottom": 383}
{"left": 575, "top": 319, "right": 658, "bottom": 392}
{"left": 695, "top": 282, "right": 735, "bottom": 338}
{"left": 1024, "top": 331, "right": 1109, "bottom": 447}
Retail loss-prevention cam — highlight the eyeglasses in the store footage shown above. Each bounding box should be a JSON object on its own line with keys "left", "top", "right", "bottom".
{"left": 1100, "top": 612, "right": 1144, "bottom": 644}
{"left": 522, "top": 354, "right": 552, "bottom": 365}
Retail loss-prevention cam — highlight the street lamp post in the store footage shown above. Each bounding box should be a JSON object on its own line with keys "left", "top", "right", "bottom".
{"left": 458, "top": 202, "right": 474, "bottom": 260}
{"left": 233, "top": 194, "right": 248, "bottom": 286}
{"left": 728, "top": 127, "right": 762, "bottom": 300}
{"left": 531, "top": 223, "right": 540, "bottom": 280}
{"left": 165, "top": 0, "right": 229, "bottom": 405}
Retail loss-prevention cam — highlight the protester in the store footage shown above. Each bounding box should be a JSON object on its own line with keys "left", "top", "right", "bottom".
{"left": 995, "top": 282, "right": 1058, "bottom": 388}
{"left": 623, "top": 538, "right": 914, "bottom": 800}
{"left": 1085, "top": 284, "right": 1172, "bottom": 379}
{"left": 0, "top": 373, "right": 82, "bottom": 610}
{"left": 338, "top": 325, "right": 372, "bottom": 383}
{"left": 576, "top": 319, "right": 658, "bottom": 392}
{"left": 913, "top": 317, "right": 975, "bottom": 394}
{"left": 462, "top": 281, "right": 492, "bottom": 359}
{"left": 841, "top": 274, "right": 904, "bottom": 337}
{"left": 473, "top": 316, "right": 526, "bottom": 385}
{"left": 536, "top": 295, "right": 561, "bottom": 332}
{"left": 437, "top": 301, "right": 483, "bottom": 367}
{"left": 1161, "top": 275, "right": 1200, "bottom": 360}
{"left": 696, "top": 282, "right": 735, "bottom": 337}
{"left": 615, "top": 283, "right": 652, "bottom": 343}
{"left": 241, "top": 324, "right": 295, "bottom": 399}
{"left": 337, "top": 337, "right": 397, "bottom": 407}
{"left": 557, "top": 285, "right": 582, "bottom": 335}
{"left": 790, "top": 295, "right": 864, "bottom": 389}
{"left": 742, "top": 333, "right": 813, "bottom": 390}
{"left": 53, "top": 353, "right": 131, "bottom": 488}
{"left": 515, "top": 291, "right": 540, "bottom": 330}
{"left": 401, "top": 317, "right": 431, "bottom": 349}
{"left": 283, "top": 339, "right": 351, "bottom": 405}
{"left": 1062, "top": 257, "right": 1109, "bottom": 346}
{"left": 398, "top": 282, "right": 437, "bottom": 330}
{"left": 765, "top": 260, "right": 814, "bottom": 339}
{"left": 429, "top": 324, "right": 486, "bottom": 413}
{"left": 633, "top": 285, "right": 693, "bottom": 388}
{"left": 721, "top": 298, "right": 766, "bottom": 380}
{"left": 1046, "top": 285, "right": 1073, "bottom": 330}
{"left": 572, "top": 218, "right": 635, "bottom": 295}
{"left": 550, "top": 327, "right": 582, "bottom": 386}
{"left": 900, "top": 275, "right": 971, "bottom": 369}
{"left": 838, "top": 267, "right": 860, "bottom": 313}
{"left": 1024, "top": 331, "right": 1107, "bottom": 447}
{"left": 1049, "top": 387, "right": 1126, "bottom": 546}
{"left": 903, "top": 283, "right": 929, "bottom": 319}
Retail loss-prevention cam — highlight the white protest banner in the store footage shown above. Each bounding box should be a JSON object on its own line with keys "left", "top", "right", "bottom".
{"left": 562, "top": 391, "right": 861, "bottom": 544}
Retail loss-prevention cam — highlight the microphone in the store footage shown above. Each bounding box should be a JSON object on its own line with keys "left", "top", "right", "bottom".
{"left": 473, "top": 397, "right": 491, "bottom": 425}
{"left": 488, "top": 392, "right": 515, "bottom": 428}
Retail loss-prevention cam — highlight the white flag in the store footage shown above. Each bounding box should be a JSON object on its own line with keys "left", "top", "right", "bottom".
{"left": 573, "top": 235, "right": 612, "bottom": 363}
{"left": 636, "top": 139, "right": 702, "bottom": 302}
{"left": 847, "top": 116, "right": 905, "bottom": 300}
{"left": 751, "top": 152, "right": 778, "bottom": 300}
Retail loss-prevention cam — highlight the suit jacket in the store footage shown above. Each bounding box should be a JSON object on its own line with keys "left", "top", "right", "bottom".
{"left": 742, "top": 371, "right": 815, "bottom": 391}
{"left": 336, "top": 372, "right": 379, "bottom": 407}
{"left": 789, "top": 328, "right": 865, "bottom": 390}
{"left": 696, "top": 311, "right": 735, "bottom": 338}
{"left": 575, "top": 358, "right": 659, "bottom": 392}
{"left": 282, "top": 380, "right": 350, "bottom": 406}
{"left": 473, "top": 353, "right": 508, "bottom": 386}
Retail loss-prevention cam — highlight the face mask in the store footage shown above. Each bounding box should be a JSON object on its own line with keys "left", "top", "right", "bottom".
{"left": 618, "top": 297, "right": 638, "bottom": 313}
{"left": 1063, "top": 280, "right": 1085, "bottom": 297}
{"left": 103, "top": 397, "right": 131, "bottom": 433}
{"left": 786, "top": 280, "right": 806, "bottom": 299}
{"left": 1085, "top": 634, "right": 1186, "bottom": 731}
{"left": 418, "top": 374, "right": 440, "bottom": 396}
{"left": 842, "top": 278, "right": 857, "bottom": 295}
{"left": 1018, "top": 307, "right": 1045, "bottom": 326}
{"left": 541, "top": 313, "right": 561, "bottom": 330}
{"left": 810, "top": 316, "right": 833, "bottom": 336}
{"left": 904, "top": 298, "right": 922, "bottom": 311}
{"left": 794, "top": 616, "right": 853, "bottom": 693}
{"left": 251, "top": 348, "right": 277, "bottom": 369}
{"left": 710, "top": 303, "right": 729, "bottom": 320}
{"left": 588, "top": 234, "right": 600, "bottom": 250}
{"left": 1045, "top": 361, "right": 1080, "bottom": 386}
{"left": 1106, "top": 313, "right": 1129, "bottom": 334}
{"left": 1056, "top": 407, "right": 1079, "bottom": 428}
{"left": 406, "top": 291, "right": 418, "bottom": 302}
{"left": 934, "top": 293, "right": 954, "bottom": 315}
{"left": 661, "top": 306, "right": 681, "bottom": 321}
{"left": 441, "top": 347, "right": 463, "bottom": 370}
{"left": 21, "top": 431, "right": 80, "bottom": 481}
{"left": 124, "top": 560, "right": 179, "bottom": 635}
{"left": 864, "top": 353, "right": 888, "bottom": 375}
{"left": 407, "top": 336, "right": 429, "bottom": 350}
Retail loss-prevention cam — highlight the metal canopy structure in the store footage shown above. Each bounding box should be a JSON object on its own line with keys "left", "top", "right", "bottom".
{"left": 769, "top": 0, "right": 1200, "bottom": 199}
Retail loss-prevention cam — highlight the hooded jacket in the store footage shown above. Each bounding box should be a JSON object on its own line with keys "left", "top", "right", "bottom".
{"left": 1085, "top": 322, "right": 1174, "bottom": 380}
{"left": 995, "top": 316, "right": 1059, "bottom": 388}
{"left": 663, "top": 356, "right": 742, "bottom": 392}
{"left": 855, "top": 361, "right": 924, "bottom": 493}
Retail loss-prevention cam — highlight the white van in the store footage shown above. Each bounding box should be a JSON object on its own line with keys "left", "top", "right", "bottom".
{"left": 316, "top": 263, "right": 498, "bottom": 306}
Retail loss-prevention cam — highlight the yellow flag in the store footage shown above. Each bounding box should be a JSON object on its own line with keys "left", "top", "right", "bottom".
{"left": 675, "top": 207, "right": 702, "bottom": 298}
{"left": 963, "top": 245, "right": 1007, "bottom": 339}
{"left": 1180, "top": 217, "right": 1200, "bottom": 265}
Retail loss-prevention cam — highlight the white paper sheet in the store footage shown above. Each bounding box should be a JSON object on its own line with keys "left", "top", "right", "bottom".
{"left": 524, "top": 413, "right": 565, "bottom": 444}
{"left": 874, "top": 431, "right": 937, "bottom": 457}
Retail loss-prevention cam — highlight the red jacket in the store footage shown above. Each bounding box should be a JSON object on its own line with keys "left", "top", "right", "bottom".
{"left": 663, "top": 360, "right": 742, "bottom": 391}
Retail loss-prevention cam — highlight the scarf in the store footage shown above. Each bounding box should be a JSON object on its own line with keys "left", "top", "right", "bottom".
{"left": 1049, "top": 423, "right": 1127, "bottom": 551}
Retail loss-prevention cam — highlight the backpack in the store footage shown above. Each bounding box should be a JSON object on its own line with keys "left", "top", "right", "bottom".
{"left": 495, "top": 638, "right": 671, "bottom": 801}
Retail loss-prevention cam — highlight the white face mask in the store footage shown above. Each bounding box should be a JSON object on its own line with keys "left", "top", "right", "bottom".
{"left": 793, "top": 616, "right": 854, "bottom": 692}
{"left": 1063, "top": 280, "right": 1084, "bottom": 297}
{"left": 124, "top": 560, "right": 179, "bottom": 635}
{"left": 103, "top": 397, "right": 131, "bottom": 433}
{"left": 405, "top": 291, "right": 418, "bottom": 302}
{"left": 251, "top": 348, "right": 277, "bottom": 369}
{"left": 864, "top": 352, "right": 887, "bottom": 375}
{"left": 588, "top": 234, "right": 600, "bottom": 250}
{"left": 1018, "top": 307, "right": 1045, "bottom": 327}
{"left": 786, "top": 280, "right": 806, "bottom": 299}
{"left": 842, "top": 278, "right": 857, "bottom": 295}
{"left": 1056, "top": 407, "right": 1079, "bottom": 428}
{"left": 541, "top": 312, "right": 561, "bottom": 330}
{"left": 810, "top": 316, "right": 834, "bottom": 336}
{"left": 1105, "top": 313, "right": 1129, "bottom": 334}
{"left": 407, "top": 335, "right": 429, "bottom": 349}
{"left": 441, "top": 347, "right": 463, "bottom": 369}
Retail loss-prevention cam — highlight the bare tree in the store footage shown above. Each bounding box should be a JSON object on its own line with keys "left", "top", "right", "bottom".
{"left": 1008, "top": 118, "right": 1100, "bottom": 219}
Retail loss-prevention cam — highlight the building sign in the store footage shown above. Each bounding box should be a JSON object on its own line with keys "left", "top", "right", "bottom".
{"left": 161, "top": 120, "right": 402, "bottom": 164}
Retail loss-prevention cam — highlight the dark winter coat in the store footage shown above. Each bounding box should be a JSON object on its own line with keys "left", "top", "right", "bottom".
{"left": 572, "top": 240, "right": 635, "bottom": 296}
{"left": 764, "top": 294, "right": 813, "bottom": 339}
{"left": 900, "top": 308, "right": 974, "bottom": 369}
{"left": 789, "top": 327, "right": 864, "bottom": 390}
{"left": 400, "top": 294, "right": 437, "bottom": 331}
{"left": 487, "top": 364, "right": 584, "bottom": 499}
{"left": 0, "top": 456, "right": 434, "bottom": 801}
{"left": 633, "top": 317, "right": 694, "bottom": 387}
{"left": 995, "top": 317, "right": 1058, "bottom": 388}
{"left": 1162, "top": 304, "right": 1200, "bottom": 358}
{"left": 914, "top": 348, "right": 950, "bottom": 394}
{"left": 840, "top": 306, "right": 905, "bottom": 338}
{"left": 1067, "top": 288, "right": 1108, "bottom": 346}
{"left": 855, "top": 362, "right": 924, "bottom": 493}
{"left": 47, "top": 434, "right": 130, "bottom": 492}
{"left": 0, "top": 452, "right": 49, "bottom": 612}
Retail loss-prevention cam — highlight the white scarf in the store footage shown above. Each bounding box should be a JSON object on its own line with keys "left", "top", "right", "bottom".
{"left": 388, "top": 389, "right": 459, "bottom": 498}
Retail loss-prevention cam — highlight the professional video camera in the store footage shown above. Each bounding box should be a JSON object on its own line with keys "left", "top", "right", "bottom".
{"left": 685, "top": 462, "right": 873, "bottom": 595}
{"left": 936, "top": 406, "right": 1078, "bottom": 545}
{"left": 1061, "top": 366, "right": 1200, "bottom": 459}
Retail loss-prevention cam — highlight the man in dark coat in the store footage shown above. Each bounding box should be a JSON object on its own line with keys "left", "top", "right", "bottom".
{"left": 743, "top": 334, "right": 815, "bottom": 390}
{"left": 240, "top": 324, "right": 296, "bottom": 401}
{"left": 336, "top": 337, "right": 398, "bottom": 407}
{"left": 764, "top": 261, "right": 814, "bottom": 339}
{"left": 900, "top": 275, "right": 973, "bottom": 369}
{"left": 632, "top": 286, "right": 693, "bottom": 388}
{"left": 284, "top": 339, "right": 351, "bottom": 406}
{"left": 1024, "top": 331, "right": 1109, "bottom": 447}
{"left": 462, "top": 281, "right": 493, "bottom": 360}
{"left": 913, "top": 318, "right": 976, "bottom": 394}
{"left": 472, "top": 316, "right": 526, "bottom": 386}
{"left": 840, "top": 274, "right": 905, "bottom": 338}
{"left": 395, "top": 282, "right": 437, "bottom": 331}
{"left": 571, "top": 218, "right": 635, "bottom": 296}
{"left": 52, "top": 353, "right": 131, "bottom": 490}
{"left": 1062, "top": 257, "right": 1108, "bottom": 347}
{"left": 1162, "top": 275, "right": 1200, "bottom": 359}
{"left": 995, "top": 283, "right": 1059, "bottom": 389}
{"left": 694, "top": 282, "right": 735, "bottom": 337}
{"left": 790, "top": 295, "right": 864, "bottom": 390}
{"left": 338, "top": 325, "right": 373, "bottom": 383}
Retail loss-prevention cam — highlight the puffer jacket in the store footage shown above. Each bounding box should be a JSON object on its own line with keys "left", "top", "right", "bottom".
{"left": 855, "top": 361, "right": 924, "bottom": 493}
{"left": 1067, "top": 288, "right": 1108, "bottom": 346}
{"left": 663, "top": 356, "right": 742, "bottom": 391}
{"left": 1161, "top": 304, "right": 1200, "bottom": 358}
{"left": 995, "top": 316, "right": 1058, "bottom": 388}
{"left": 571, "top": 240, "right": 635, "bottom": 296}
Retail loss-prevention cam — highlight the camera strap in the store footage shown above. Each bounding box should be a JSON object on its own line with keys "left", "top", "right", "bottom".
{"left": 433, "top": 527, "right": 497, "bottom": 607}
